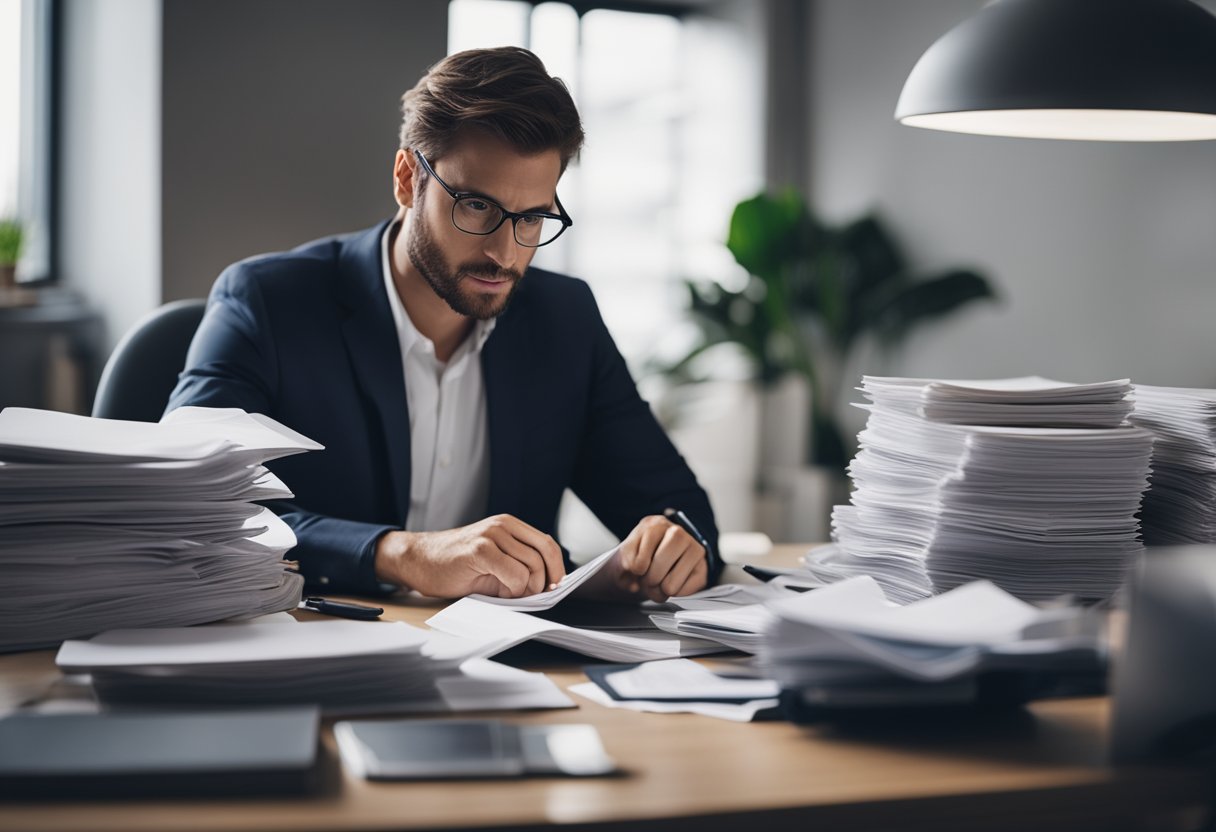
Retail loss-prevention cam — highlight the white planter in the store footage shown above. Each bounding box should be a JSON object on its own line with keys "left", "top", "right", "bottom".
{"left": 664, "top": 380, "right": 761, "bottom": 533}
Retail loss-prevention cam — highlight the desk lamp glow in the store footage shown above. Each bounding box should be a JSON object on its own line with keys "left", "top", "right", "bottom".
{"left": 895, "top": 0, "right": 1216, "bottom": 142}
{"left": 895, "top": 0, "right": 1216, "bottom": 765}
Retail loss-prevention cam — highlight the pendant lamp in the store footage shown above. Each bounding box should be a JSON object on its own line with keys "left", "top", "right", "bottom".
{"left": 895, "top": 0, "right": 1216, "bottom": 141}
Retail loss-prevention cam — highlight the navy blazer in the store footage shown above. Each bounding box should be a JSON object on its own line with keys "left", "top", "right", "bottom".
{"left": 167, "top": 220, "right": 720, "bottom": 595}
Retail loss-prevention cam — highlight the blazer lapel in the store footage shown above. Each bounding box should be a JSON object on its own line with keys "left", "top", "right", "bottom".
{"left": 335, "top": 220, "right": 412, "bottom": 523}
{"left": 482, "top": 303, "right": 530, "bottom": 518}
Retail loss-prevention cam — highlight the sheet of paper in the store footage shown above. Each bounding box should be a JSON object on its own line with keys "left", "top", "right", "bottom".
{"left": 768, "top": 576, "right": 1041, "bottom": 646}
{"left": 427, "top": 599, "right": 722, "bottom": 662}
{"left": 568, "top": 682, "right": 778, "bottom": 723}
{"left": 56, "top": 620, "right": 428, "bottom": 671}
{"left": 436, "top": 659, "right": 575, "bottom": 711}
{"left": 0, "top": 406, "right": 322, "bottom": 464}
{"left": 466, "top": 546, "right": 620, "bottom": 611}
{"left": 604, "top": 659, "right": 779, "bottom": 700}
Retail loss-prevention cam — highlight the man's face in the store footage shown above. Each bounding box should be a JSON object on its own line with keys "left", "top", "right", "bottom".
{"left": 403, "top": 135, "right": 563, "bottom": 320}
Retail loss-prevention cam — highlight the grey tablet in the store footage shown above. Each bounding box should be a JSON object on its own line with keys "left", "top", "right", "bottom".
{"left": 334, "top": 718, "right": 615, "bottom": 780}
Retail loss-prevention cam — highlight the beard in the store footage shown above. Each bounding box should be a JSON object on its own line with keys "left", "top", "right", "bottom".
{"left": 406, "top": 203, "right": 525, "bottom": 321}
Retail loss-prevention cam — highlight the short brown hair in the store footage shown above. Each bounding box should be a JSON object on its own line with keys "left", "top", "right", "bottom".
{"left": 400, "top": 47, "right": 584, "bottom": 172}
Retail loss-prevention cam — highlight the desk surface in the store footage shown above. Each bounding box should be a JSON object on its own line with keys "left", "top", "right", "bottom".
{"left": 0, "top": 546, "right": 1208, "bottom": 832}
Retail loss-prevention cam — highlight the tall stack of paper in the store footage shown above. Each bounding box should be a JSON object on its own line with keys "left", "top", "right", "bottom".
{"left": 1130, "top": 385, "right": 1216, "bottom": 545}
{"left": 0, "top": 407, "right": 319, "bottom": 652}
{"left": 806, "top": 377, "right": 1151, "bottom": 603}
{"left": 760, "top": 576, "right": 1105, "bottom": 711}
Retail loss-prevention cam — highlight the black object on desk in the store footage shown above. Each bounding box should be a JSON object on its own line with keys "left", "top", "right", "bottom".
{"left": 0, "top": 707, "right": 321, "bottom": 800}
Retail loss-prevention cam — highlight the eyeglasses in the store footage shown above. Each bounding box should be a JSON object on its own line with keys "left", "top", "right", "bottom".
{"left": 413, "top": 150, "right": 573, "bottom": 248}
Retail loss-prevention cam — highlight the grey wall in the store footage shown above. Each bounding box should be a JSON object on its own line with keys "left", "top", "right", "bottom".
{"left": 161, "top": 0, "right": 448, "bottom": 302}
{"left": 808, "top": 0, "right": 1216, "bottom": 421}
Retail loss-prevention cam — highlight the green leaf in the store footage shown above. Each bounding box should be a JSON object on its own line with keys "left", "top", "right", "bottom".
{"left": 867, "top": 270, "right": 998, "bottom": 347}
{"left": 0, "top": 220, "right": 21, "bottom": 266}
{"left": 725, "top": 191, "right": 818, "bottom": 281}
{"left": 839, "top": 215, "right": 906, "bottom": 299}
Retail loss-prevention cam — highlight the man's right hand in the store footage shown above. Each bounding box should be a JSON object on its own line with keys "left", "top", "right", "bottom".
{"left": 373, "top": 514, "right": 566, "bottom": 599}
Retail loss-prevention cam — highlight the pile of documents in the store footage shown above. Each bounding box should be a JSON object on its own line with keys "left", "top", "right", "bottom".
{"left": 806, "top": 377, "right": 1152, "bottom": 603}
{"left": 0, "top": 407, "right": 317, "bottom": 652}
{"left": 56, "top": 618, "right": 573, "bottom": 714}
{"left": 427, "top": 547, "right": 723, "bottom": 661}
{"left": 1130, "top": 385, "right": 1216, "bottom": 545}
{"left": 570, "top": 658, "right": 780, "bottom": 722}
{"left": 760, "top": 576, "right": 1105, "bottom": 712}
{"left": 859, "top": 375, "right": 1134, "bottom": 428}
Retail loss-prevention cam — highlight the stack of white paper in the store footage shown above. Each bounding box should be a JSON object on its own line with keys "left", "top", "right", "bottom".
{"left": 1131, "top": 385, "right": 1216, "bottom": 545}
{"left": 55, "top": 619, "right": 573, "bottom": 714}
{"left": 760, "top": 576, "right": 1105, "bottom": 709}
{"left": 804, "top": 377, "right": 1152, "bottom": 604}
{"left": 0, "top": 407, "right": 319, "bottom": 652}
{"left": 650, "top": 604, "right": 777, "bottom": 653}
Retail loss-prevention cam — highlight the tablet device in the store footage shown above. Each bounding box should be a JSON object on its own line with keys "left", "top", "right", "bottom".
{"left": 334, "top": 719, "right": 615, "bottom": 780}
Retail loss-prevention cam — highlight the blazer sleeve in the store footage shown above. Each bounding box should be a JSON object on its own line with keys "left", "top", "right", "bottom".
{"left": 166, "top": 266, "right": 396, "bottom": 596}
{"left": 566, "top": 284, "right": 723, "bottom": 584}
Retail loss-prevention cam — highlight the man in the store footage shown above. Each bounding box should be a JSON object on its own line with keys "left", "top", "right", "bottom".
{"left": 168, "top": 46, "right": 719, "bottom": 602}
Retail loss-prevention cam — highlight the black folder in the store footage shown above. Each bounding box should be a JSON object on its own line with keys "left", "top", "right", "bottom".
{"left": 0, "top": 707, "right": 321, "bottom": 800}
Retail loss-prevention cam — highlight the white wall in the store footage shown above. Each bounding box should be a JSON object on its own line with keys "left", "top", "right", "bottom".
{"left": 808, "top": 0, "right": 1216, "bottom": 432}
{"left": 60, "top": 0, "right": 162, "bottom": 351}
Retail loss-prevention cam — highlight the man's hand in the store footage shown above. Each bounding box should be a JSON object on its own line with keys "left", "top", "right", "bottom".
{"left": 603, "top": 514, "right": 709, "bottom": 602}
{"left": 374, "top": 515, "right": 566, "bottom": 599}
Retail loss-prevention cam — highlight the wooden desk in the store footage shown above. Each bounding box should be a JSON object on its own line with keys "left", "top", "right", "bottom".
{"left": 0, "top": 546, "right": 1209, "bottom": 832}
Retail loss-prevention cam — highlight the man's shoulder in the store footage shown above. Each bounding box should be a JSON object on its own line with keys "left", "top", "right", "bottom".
{"left": 213, "top": 224, "right": 381, "bottom": 300}
{"left": 515, "top": 266, "right": 597, "bottom": 313}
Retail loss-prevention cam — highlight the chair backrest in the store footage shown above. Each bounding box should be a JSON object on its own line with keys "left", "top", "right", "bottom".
{"left": 91, "top": 298, "right": 207, "bottom": 421}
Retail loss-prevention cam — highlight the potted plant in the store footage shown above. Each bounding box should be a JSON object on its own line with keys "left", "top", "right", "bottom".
{"left": 667, "top": 190, "right": 998, "bottom": 472}
{"left": 0, "top": 219, "right": 21, "bottom": 289}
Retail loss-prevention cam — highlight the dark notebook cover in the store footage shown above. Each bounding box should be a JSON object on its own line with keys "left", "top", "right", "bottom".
{"left": 0, "top": 707, "right": 321, "bottom": 800}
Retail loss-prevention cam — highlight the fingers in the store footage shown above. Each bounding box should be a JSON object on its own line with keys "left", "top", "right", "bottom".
{"left": 499, "top": 517, "right": 565, "bottom": 590}
{"left": 491, "top": 530, "right": 548, "bottom": 596}
{"left": 640, "top": 524, "right": 696, "bottom": 602}
{"left": 617, "top": 518, "right": 668, "bottom": 594}
{"left": 479, "top": 515, "right": 564, "bottom": 597}
{"left": 653, "top": 532, "right": 705, "bottom": 600}
{"left": 471, "top": 539, "right": 531, "bottom": 598}
{"left": 673, "top": 557, "right": 710, "bottom": 598}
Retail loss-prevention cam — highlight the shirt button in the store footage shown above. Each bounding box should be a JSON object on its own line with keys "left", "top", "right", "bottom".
{"left": 439, "top": 456, "right": 451, "bottom": 468}
{"left": 319, "top": 576, "right": 330, "bottom": 585}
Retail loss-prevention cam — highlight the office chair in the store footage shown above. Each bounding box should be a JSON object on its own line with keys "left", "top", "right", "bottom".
{"left": 91, "top": 298, "right": 207, "bottom": 422}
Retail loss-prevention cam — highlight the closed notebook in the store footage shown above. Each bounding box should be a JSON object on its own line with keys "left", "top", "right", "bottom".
{"left": 0, "top": 707, "right": 320, "bottom": 799}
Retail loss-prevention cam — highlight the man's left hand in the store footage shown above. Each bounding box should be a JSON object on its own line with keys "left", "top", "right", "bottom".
{"left": 610, "top": 514, "right": 709, "bottom": 602}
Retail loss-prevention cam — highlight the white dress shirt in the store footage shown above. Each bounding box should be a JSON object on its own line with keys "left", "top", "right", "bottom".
{"left": 380, "top": 222, "right": 496, "bottom": 532}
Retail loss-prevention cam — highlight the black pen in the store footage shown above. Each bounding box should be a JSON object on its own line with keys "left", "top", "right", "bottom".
{"left": 300, "top": 596, "right": 384, "bottom": 621}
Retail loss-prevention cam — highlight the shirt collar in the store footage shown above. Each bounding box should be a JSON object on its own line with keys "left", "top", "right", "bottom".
{"left": 380, "top": 219, "right": 497, "bottom": 359}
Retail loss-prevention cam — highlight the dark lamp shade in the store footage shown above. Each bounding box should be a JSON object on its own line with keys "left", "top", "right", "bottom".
{"left": 895, "top": 0, "right": 1216, "bottom": 141}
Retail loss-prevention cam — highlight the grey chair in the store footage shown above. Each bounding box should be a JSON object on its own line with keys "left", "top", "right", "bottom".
{"left": 91, "top": 298, "right": 207, "bottom": 421}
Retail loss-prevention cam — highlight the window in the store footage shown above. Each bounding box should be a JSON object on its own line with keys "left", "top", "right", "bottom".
{"left": 1, "top": 0, "right": 55, "bottom": 283}
{"left": 450, "top": 0, "right": 763, "bottom": 556}
{"left": 448, "top": 0, "right": 762, "bottom": 366}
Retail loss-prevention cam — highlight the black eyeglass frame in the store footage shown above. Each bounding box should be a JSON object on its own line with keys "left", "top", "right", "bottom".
{"left": 412, "top": 149, "right": 573, "bottom": 248}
